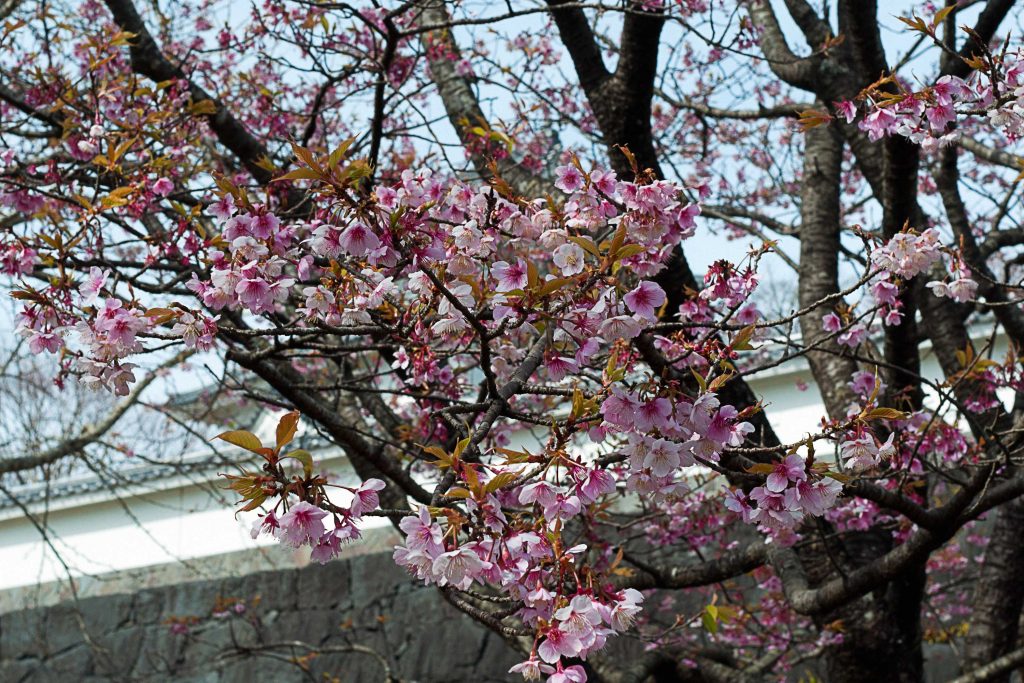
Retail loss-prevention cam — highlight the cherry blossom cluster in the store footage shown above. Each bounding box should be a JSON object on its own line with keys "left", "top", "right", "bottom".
{"left": 837, "top": 49, "right": 1024, "bottom": 151}
{"left": 871, "top": 226, "right": 979, "bottom": 307}
{"left": 723, "top": 457, "right": 842, "bottom": 541}
{"left": 601, "top": 389, "right": 751, "bottom": 495}
{"left": 0, "top": 240, "right": 35, "bottom": 277}
{"left": 250, "top": 479, "right": 386, "bottom": 564}
{"left": 13, "top": 262, "right": 156, "bottom": 394}
{"left": 817, "top": 227, "right": 965, "bottom": 351}
{"left": 2, "top": 130, "right": 985, "bottom": 678}
{"left": 390, "top": 499, "right": 643, "bottom": 681}
{"left": 172, "top": 163, "right": 731, "bottom": 680}
{"left": 870, "top": 228, "right": 943, "bottom": 280}
{"left": 926, "top": 259, "right": 979, "bottom": 303}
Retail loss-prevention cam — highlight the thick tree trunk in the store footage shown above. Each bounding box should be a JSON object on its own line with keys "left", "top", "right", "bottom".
{"left": 795, "top": 124, "right": 925, "bottom": 683}
{"left": 963, "top": 497, "right": 1024, "bottom": 681}
{"left": 796, "top": 124, "right": 857, "bottom": 418}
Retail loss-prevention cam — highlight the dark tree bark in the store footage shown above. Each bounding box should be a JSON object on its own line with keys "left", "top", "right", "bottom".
{"left": 962, "top": 497, "right": 1024, "bottom": 682}
{"left": 796, "top": 124, "right": 858, "bottom": 419}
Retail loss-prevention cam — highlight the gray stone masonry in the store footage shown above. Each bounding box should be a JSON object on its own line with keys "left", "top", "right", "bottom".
{"left": 0, "top": 551, "right": 521, "bottom": 682}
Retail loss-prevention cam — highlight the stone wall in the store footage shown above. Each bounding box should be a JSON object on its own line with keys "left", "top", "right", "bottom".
{"left": 0, "top": 545, "right": 965, "bottom": 683}
{"left": 0, "top": 551, "right": 521, "bottom": 682}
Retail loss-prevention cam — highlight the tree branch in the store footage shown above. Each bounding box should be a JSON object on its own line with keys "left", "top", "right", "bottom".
{"left": 747, "top": 0, "right": 820, "bottom": 90}
{"left": 102, "top": 0, "right": 276, "bottom": 185}
{"left": 415, "top": 0, "right": 546, "bottom": 197}
{"left": 0, "top": 350, "right": 192, "bottom": 475}
{"left": 943, "top": 0, "right": 1018, "bottom": 78}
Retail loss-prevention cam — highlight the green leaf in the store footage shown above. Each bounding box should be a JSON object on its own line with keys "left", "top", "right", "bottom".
{"left": 934, "top": 4, "right": 956, "bottom": 25}
{"left": 607, "top": 224, "right": 627, "bottom": 258}
{"left": 613, "top": 244, "right": 646, "bottom": 261}
{"left": 463, "top": 463, "right": 480, "bottom": 493}
{"left": 896, "top": 14, "right": 929, "bottom": 34}
{"left": 690, "top": 368, "right": 708, "bottom": 393}
{"left": 796, "top": 108, "right": 833, "bottom": 130}
{"left": 282, "top": 448, "right": 314, "bottom": 478}
{"left": 731, "top": 325, "right": 756, "bottom": 351}
{"left": 214, "top": 430, "right": 264, "bottom": 454}
{"left": 100, "top": 186, "right": 135, "bottom": 208}
{"left": 701, "top": 611, "right": 718, "bottom": 634}
{"left": 274, "top": 167, "right": 321, "bottom": 182}
{"left": 239, "top": 493, "right": 267, "bottom": 512}
{"left": 453, "top": 436, "right": 471, "bottom": 460}
{"left": 708, "top": 372, "right": 735, "bottom": 392}
{"left": 253, "top": 155, "right": 278, "bottom": 172}
{"left": 568, "top": 235, "right": 600, "bottom": 257}
{"left": 188, "top": 99, "right": 219, "bottom": 116}
{"left": 419, "top": 444, "right": 452, "bottom": 468}
{"left": 526, "top": 260, "right": 539, "bottom": 289}
{"left": 327, "top": 137, "right": 355, "bottom": 170}
{"left": 144, "top": 307, "right": 177, "bottom": 324}
{"left": 862, "top": 407, "right": 908, "bottom": 421}
{"left": 537, "top": 277, "right": 573, "bottom": 297}
{"left": 492, "top": 447, "right": 533, "bottom": 463}
{"left": 289, "top": 141, "right": 323, "bottom": 173}
{"left": 484, "top": 471, "right": 519, "bottom": 494}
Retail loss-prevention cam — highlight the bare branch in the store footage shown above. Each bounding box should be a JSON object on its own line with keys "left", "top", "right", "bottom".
{"left": 0, "top": 350, "right": 192, "bottom": 475}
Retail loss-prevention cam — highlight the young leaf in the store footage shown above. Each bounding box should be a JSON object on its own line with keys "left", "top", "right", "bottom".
{"left": 276, "top": 410, "right": 301, "bottom": 450}
{"left": 568, "top": 235, "right": 600, "bottom": 257}
{"left": 796, "top": 109, "right": 834, "bottom": 130}
{"left": 188, "top": 99, "right": 219, "bottom": 116}
{"left": 537, "top": 277, "right": 573, "bottom": 297}
{"left": 453, "top": 436, "right": 471, "bottom": 460}
{"left": 607, "top": 224, "right": 627, "bottom": 259}
{"left": 702, "top": 610, "right": 718, "bottom": 634}
{"left": 144, "top": 307, "right": 178, "bottom": 324}
{"left": 862, "top": 407, "right": 908, "bottom": 421}
{"left": 239, "top": 493, "right": 268, "bottom": 512}
{"left": 282, "top": 448, "right": 314, "bottom": 479}
{"left": 214, "top": 430, "right": 264, "bottom": 454}
{"left": 731, "top": 325, "right": 756, "bottom": 351}
{"left": 485, "top": 471, "right": 519, "bottom": 494}
{"left": 420, "top": 444, "right": 452, "bottom": 467}
{"left": 613, "top": 244, "right": 646, "bottom": 261}
{"left": 275, "top": 167, "right": 321, "bottom": 182}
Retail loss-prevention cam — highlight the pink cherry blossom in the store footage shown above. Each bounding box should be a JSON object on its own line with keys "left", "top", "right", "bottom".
{"left": 278, "top": 501, "right": 328, "bottom": 547}
{"left": 152, "top": 177, "right": 174, "bottom": 196}
{"left": 349, "top": 478, "right": 385, "bottom": 517}
{"left": 509, "top": 656, "right": 555, "bottom": 681}
{"left": 834, "top": 99, "right": 857, "bottom": 123}
{"left": 766, "top": 454, "right": 806, "bottom": 493}
{"left": 549, "top": 665, "right": 587, "bottom": 683}
{"left": 432, "top": 546, "right": 486, "bottom": 589}
{"left": 492, "top": 259, "right": 529, "bottom": 291}
{"left": 78, "top": 267, "right": 108, "bottom": 306}
{"left": 841, "top": 434, "right": 881, "bottom": 472}
{"left": 339, "top": 222, "right": 381, "bottom": 256}
{"left": 554, "top": 164, "right": 585, "bottom": 193}
{"left": 552, "top": 243, "right": 586, "bottom": 275}
{"left": 538, "top": 625, "right": 583, "bottom": 663}
{"left": 399, "top": 507, "right": 444, "bottom": 555}
{"left": 623, "top": 280, "right": 666, "bottom": 320}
